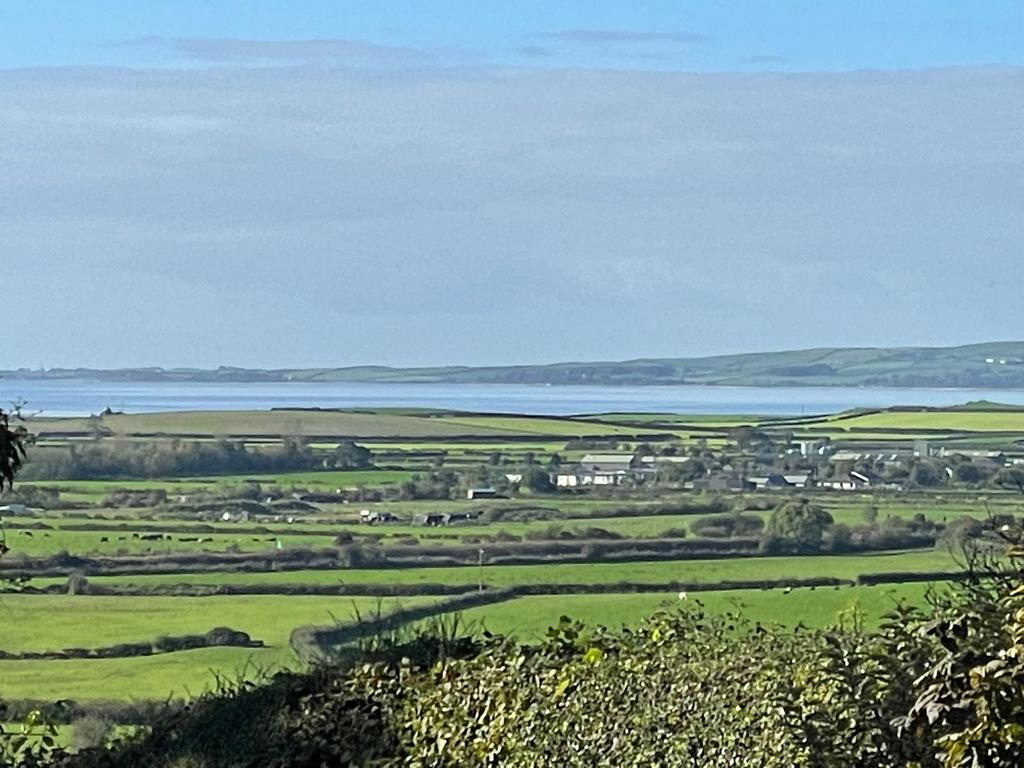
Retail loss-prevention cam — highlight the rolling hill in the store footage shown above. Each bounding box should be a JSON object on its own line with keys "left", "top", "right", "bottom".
{"left": 6, "top": 342, "right": 1024, "bottom": 387}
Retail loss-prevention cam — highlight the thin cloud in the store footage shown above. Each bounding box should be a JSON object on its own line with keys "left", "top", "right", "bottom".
{"left": 514, "top": 45, "right": 552, "bottom": 58}
{"left": 108, "top": 35, "right": 429, "bottom": 66}
{"left": 1, "top": 65, "right": 1019, "bottom": 368}
{"left": 545, "top": 29, "right": 706, "bottom": 44}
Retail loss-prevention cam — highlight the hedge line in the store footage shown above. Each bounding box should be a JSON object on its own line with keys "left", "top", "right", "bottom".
{"left": 0, "top": 627, "right": 260, "bottom": 661}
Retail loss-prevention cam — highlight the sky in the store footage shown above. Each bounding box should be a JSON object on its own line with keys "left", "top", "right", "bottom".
{"left": 2, "top": 1, "right": 1022, "bottom": 369}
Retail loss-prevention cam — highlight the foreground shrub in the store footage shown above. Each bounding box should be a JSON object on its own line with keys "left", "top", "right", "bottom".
{"left": 31, "top": 576, "right": 1024, "bottom": 768}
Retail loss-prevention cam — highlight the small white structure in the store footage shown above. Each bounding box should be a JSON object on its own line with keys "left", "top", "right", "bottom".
{"left": 820, "top": 470, "right": 875, "bottom": 491}
{"left": 0, "top": 504, "right": 28, "bottom": 516}
{"left": 554, "top": 472, "right": 580, "bottom": 488}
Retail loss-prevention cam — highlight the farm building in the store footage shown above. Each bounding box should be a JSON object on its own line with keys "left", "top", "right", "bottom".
{"left": 466, "top": 488, "right": 499, "bottom": 500}
{"left": 557, "top": 454, "right": 643, "bottom": 489}
{"left": 747, "top": 473, "right": 813, "bottom": 491}
{"left": 819, "top": 470, "right": 883, "bottom": 491}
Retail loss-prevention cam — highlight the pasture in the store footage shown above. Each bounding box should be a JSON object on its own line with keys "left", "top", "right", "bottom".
{"left": 1, "top": 402, "right": 1015, "bottom": 708}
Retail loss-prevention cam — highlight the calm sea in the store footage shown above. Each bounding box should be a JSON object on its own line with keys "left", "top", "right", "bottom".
{"left": 3, "top": 379, "right": 1024, "bottom": 418}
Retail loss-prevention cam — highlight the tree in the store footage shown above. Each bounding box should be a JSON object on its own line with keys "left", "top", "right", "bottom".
{"left": 766, "top": 499, "right": 834, "bottom": 551}
{"left": 911, "top": 460, "right": 946, "bottom": 488}
{"left": 331, "top": 441, "right": 372, "bottom": 470}
{"left": 995, "top": 466, "right": 1024, "bottom": 494}
{"left": 0, "top": 408, "right": 28, "bottom": 493}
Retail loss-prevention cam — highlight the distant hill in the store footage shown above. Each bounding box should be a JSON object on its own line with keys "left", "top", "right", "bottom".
{"left": 7, "top": 342, "right": 1024, "bottom": 388}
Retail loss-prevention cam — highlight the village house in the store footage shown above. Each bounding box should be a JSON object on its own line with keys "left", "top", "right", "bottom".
{"left": 747, "top": 472, "right": 814, "bottom": 491}
{"left": 819, "top": 469, "right": 884, "bottom": 491}
{"left": 553, "top": 453, "right": 646, "bottom": 488}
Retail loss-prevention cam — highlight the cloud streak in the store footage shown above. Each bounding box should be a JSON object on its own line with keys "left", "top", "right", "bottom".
{"left": 110, "top": 35, "right": 429, "bottom": 66}
{"left": 544, "top": 29, "right": 706, "bottom": 44}
{"left": 1, "top": 65, "right": 1020, "bottom": 367}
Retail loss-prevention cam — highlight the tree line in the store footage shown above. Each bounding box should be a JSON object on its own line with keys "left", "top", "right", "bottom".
{"left": 18, "top": 439, "right": 371, "bottom": 480}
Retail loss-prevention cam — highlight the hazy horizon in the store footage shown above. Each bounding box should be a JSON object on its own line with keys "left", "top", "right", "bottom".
{"left": 5, "top": 2, "right": 1022, "bottom": 369}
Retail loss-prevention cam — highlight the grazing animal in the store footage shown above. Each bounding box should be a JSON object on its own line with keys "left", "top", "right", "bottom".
{"left": 22, "top": 531, "right": 33, "bottom": 537}
{"left": 100, "top": 537, "right": 108, "bottom": 542}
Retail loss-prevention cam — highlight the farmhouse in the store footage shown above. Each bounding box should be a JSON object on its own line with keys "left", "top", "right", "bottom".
{"left": 819, "top": 470, "right": 881, "bottom": 491}
{"left": 747, "top": 473, "right": 814, "bottom": 491}
{"left": 552, "top": 453, "right": 646, "bottom": 488}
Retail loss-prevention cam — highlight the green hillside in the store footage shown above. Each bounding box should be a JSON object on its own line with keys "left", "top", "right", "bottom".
{"left": 6, "top": 342, "right": 1024, "bottom": 387}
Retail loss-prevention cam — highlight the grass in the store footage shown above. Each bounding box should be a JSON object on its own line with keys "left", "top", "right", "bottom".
{"left": 30, "top": 548, "right": 962, "bottom": 591}
{"left": 432, "top": 415, "right": 665, "bottom": 437}
{"left": 0, "top": 594, "right": 435, "bottom": 701}
{"left": 26, "top": 410, "right": 666, "bottom": 441}
{"left": 0, "top": 583, "right": 943, "bottom": 702}
{"left": 804, "top": 409, "right": 1024, "bottom": 434}
{"left": 456, "top": 582, "right": 936, "bottom": 641}
{"left": 21, "top": 470, "right": 415, "bottom": 502}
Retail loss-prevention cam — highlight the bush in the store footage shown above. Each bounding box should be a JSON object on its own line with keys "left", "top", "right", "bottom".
{"left": 690, "top": 512, "right": 763, "bottom": 538}
{"left": 70, "top": 714, "right": 113, "bottom": 752}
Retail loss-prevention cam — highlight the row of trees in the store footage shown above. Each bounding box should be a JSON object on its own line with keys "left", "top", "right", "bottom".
{"left": 687, "top": 500, "right": 942, "bottom": 554}
{"left": 17, "top": 439, "right": 371, "bottom": 480}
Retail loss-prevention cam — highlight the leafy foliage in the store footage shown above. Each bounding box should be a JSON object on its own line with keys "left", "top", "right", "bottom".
{"left": 53, "top": 575, "right": 1024, "bottom": 768}
{"left": 766, "top": 498, "right": 834, "bottom": 551}
{"left": 0, "top": 409, "right": 28, "bottom": 493}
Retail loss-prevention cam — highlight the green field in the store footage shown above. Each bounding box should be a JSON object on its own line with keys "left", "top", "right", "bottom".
{"left": 456, "top": 582, "right": 936, "bottom": 640}
{"left": 0, "top": 581, "right": 942, "bottom": 702}
{"left": 4, "top": 401, "right": 1014, "bottom": 711}
{"left": 26, "top": 409, "right": 664, "bottom": 441}
{"left": 0, "top": 594, "right": 433, "bottom": 701}
{"left": 803, "top": 409, "right": 1024, "bottom": 434}
{"left": 30, "top": 548, "right": 960, "bottom": 590}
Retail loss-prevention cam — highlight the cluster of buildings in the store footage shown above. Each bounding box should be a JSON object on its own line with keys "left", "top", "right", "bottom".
{"left": 548, "top": 451, "right": 905, "bottom": 493}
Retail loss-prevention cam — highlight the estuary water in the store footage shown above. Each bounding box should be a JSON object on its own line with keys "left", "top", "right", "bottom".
{"left": 3, "top": 379, "right": 1024, "bottom": 418}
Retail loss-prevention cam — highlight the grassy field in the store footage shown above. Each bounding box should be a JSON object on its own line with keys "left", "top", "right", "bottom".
{"left": 456, "top": 582, "right": 936, "bottom": 640}
{"left": 432, "top": 415, "right": 664, "bottom": 437}
{"left": 27, "top": 548, "right": 961, "bottom": 591}
{"left": 801, "top": 409, "right": 1024, "bottom": 434}
{"left": 0, "top": 581, "right": 943, "bottom": 702}
{"left": 26, "top": 409, "right": 666, "bottom": 441}
{"left": 5, "top": 402, "right": 1015, "bottom": 710}
{"left": 21, "top": 469, "right": 415, "bottom": 501}
{"left": 0, "top": 594, "right": 434, "bottom": 701}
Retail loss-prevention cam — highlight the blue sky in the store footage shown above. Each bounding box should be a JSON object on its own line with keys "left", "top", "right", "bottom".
{"left": 2, "top": 3, "right": 1023, "bottom": 368}
{"left": 3, "top": 0, "right": 1021, "bottom": 72}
